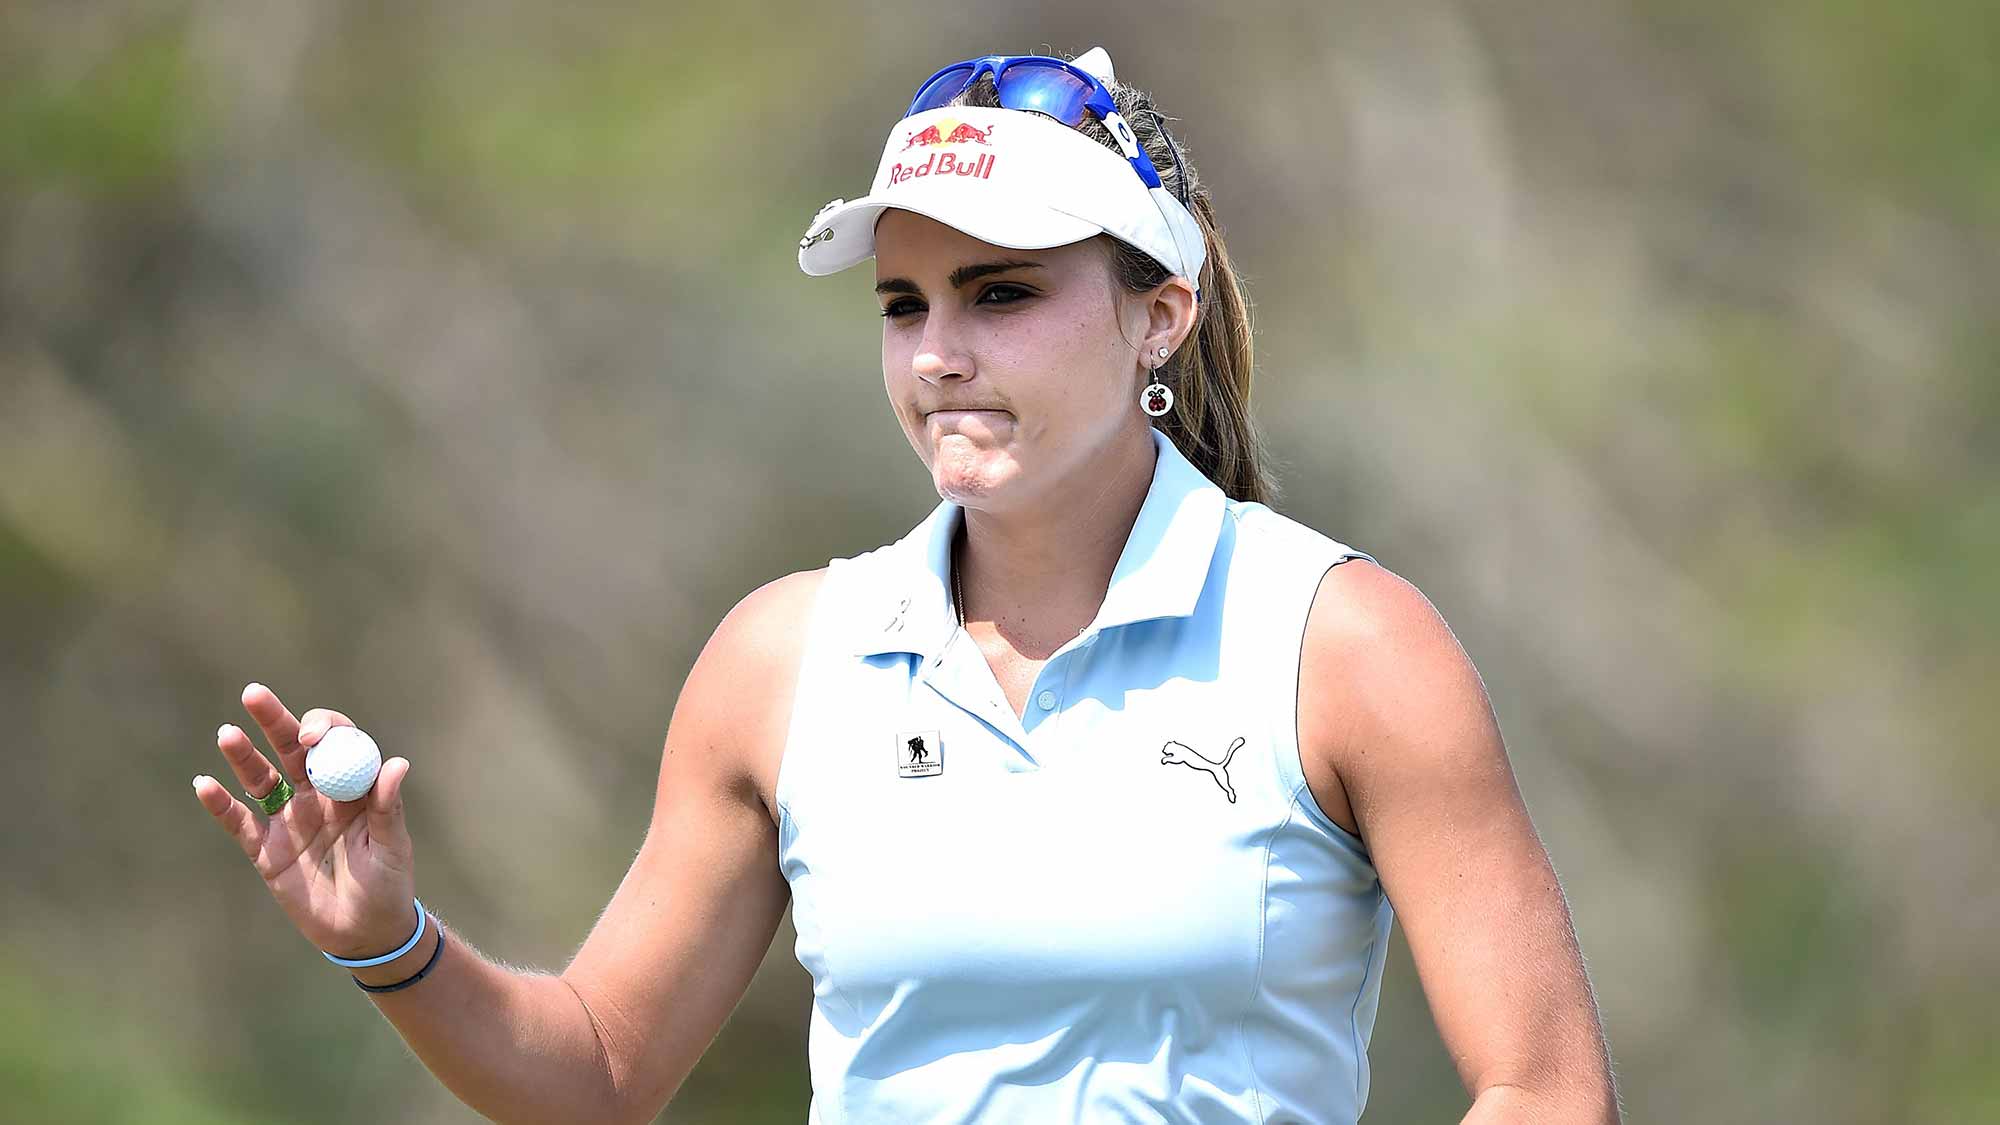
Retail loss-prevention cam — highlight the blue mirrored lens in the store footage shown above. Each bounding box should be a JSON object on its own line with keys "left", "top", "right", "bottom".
{"left": 908, "top": 65, "right": 976, "bottom": 115}
{"left": 995, "top": 62, "right": 1092, "bottom": 125}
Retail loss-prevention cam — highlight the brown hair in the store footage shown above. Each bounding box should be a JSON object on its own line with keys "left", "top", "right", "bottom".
{"left": 947, "top": 66, "right": 1277, "bottom": 504}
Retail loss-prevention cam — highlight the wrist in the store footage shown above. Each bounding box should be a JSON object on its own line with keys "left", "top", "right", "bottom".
{"left": 350, "top": 921, "right": 443, "bottom": 990}
{"left": 322, "top": 897, "right": 426, "bottom": 968}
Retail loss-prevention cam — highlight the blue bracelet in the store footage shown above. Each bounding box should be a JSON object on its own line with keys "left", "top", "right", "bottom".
{"left": 322, "top": 898, "right": 427, "bottom": 968}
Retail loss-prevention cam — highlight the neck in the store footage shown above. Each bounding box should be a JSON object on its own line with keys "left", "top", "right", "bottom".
{"left": 954, "top": 428, "right": 1158, "bottom": 655}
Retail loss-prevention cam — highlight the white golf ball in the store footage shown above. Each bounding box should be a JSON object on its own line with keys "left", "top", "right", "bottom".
{"left": 307, "top": 726, "right": 382, "bottom": 802}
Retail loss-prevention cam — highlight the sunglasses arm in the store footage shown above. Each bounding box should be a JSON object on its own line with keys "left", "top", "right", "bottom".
{"left": 1098, "top": 110, "right": 1162, "bottom": 190}
{"left": 1103, "top": 109, "right": 1204, "bottom": 309}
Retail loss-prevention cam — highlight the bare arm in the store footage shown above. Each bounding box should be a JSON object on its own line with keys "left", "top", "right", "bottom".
{"left": 559, "top": 570, "right": 815, "bottom": 1118}
{"left": 363, "top": 570, "right": 811, "bottom": 1121}
{"left": 1299, "top": 562, "right": 1619, "bottom": 1123}
{"left": 197, "top": 691, "right": 634, "bottom": 1124}
{"left": 194, "top": 570, "right": 819, "bottom": 1125}
{"left": 341, "top": 921, "right": 622, "bottom": 1123}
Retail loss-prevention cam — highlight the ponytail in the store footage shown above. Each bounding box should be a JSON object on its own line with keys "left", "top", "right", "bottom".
{"left": 1107, "top": 191, "right": 1274, "bottom": 504}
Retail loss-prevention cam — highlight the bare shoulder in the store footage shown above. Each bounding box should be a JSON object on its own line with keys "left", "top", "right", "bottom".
{"left": 668, "top": 567, "right": 829, "bottom": 823}
{"left": 1298, "top": 559, "right": 1504, "bottom": 839}
{"left": 703, "top": 568, "right": 830, "bottom": 679}
{"left": 1305, "top": 559, "right": 1467, "bottom": 665}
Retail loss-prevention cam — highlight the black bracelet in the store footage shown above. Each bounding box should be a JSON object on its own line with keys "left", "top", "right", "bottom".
{"left": 354, "top": 922, "right": 445, "bottom": 994}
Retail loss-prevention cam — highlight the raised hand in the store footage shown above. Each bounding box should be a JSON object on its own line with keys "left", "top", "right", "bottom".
{"left": 191, "top": 682, "right": 418, "bottom": 960}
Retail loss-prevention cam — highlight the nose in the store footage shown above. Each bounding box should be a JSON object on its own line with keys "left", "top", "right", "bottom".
{"left": 910, "top": 309, "right": 973, "bottom": 387}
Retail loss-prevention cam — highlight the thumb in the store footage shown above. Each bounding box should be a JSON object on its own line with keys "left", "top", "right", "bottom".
{"left": 367, "top": 757, "right": 414, "bottom": 857}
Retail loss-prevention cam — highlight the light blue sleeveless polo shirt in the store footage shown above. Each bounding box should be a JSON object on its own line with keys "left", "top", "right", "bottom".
{"left": 775, "top": 429, "right": 1393, "bottom": 1124}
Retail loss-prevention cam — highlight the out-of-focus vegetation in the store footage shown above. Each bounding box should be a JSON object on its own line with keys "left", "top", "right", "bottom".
{"left": 3, "top": 2, "right": 1994, "bottom": 1122}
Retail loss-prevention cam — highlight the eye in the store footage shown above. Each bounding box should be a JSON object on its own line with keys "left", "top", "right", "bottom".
{"left": 879, "top": 283, "right": 1034, "bottom": 320}
{"left": 977, "top": 283, "right": 1032, "bottom": 305}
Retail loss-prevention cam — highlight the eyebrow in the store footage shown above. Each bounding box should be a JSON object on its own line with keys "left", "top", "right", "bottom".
{"left": 875, "top": 259, "right": 1046, "bottom": 297}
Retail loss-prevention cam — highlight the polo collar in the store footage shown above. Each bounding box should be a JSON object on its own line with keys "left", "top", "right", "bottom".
{"left": 851, "top": 428, "right": 1227, "bottom": 658}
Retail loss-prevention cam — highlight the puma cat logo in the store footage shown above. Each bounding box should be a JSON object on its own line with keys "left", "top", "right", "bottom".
{"left": 1160, "top": 736, "right": 1246, "bottom": 803}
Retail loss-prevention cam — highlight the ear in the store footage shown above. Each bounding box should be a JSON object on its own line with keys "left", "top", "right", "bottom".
{"left": 1141, "top": 275, "right": 1199, "bottom": 367}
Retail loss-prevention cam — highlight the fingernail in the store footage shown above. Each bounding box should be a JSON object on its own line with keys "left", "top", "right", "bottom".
{"left": 191, "top": 775, "right": 208, "bottom": 789}
{"left": 217, "top": 724, "right": 233, "bottom": 741}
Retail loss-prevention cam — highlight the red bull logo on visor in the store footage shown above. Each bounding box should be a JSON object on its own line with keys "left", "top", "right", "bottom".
{"left": 888, "top": 116, "right": 999, "bottom": 187}
{"left": 900, "top": 117, "right": 996, "bottom": 150}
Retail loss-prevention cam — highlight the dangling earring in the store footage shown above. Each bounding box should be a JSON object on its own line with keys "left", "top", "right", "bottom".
{"left": 1140, "top": 345, "right": 1174, "bottom": 417}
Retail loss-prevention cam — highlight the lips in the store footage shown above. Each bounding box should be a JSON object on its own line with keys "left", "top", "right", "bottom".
{"left": 925, "top": 408, "right": 1012, "bottom": 440}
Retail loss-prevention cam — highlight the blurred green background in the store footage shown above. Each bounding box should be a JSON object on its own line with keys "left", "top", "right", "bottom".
{"left": 3, "top": 1, "right": 1995, "bottom": 1122}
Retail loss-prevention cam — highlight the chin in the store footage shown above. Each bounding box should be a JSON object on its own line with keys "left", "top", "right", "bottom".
{"left": 930, "top": 448, "right": 1020, "bottom": 507}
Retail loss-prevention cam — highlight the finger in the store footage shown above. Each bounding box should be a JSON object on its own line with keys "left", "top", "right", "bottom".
{"left": 297, "top": 707, "right": 357, "bottom": 752}
{"left": 215, "top": 723, "right": 286, "bottom": 801}
{"left": 192, "top": 774, "right": 267, "bottom": 862}
{"left": 241, "top": 682, "right": 309, "bottom": 784}
{"left": 366, "top": 757, "right": 414, "bottom": 860}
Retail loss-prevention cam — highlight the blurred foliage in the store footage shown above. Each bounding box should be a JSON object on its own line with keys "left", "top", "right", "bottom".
{"left": 2, "top": 1, "right": 1995, "bottom": 1122}
{"left": 0, "top": 23, "right": 199, "bottom": 192}
{"left": 0, "top": 969, "right": 262, "bottom": 1125}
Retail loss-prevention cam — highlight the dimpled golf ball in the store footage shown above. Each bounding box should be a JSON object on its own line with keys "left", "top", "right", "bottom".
{"left": 307, "top": 726, "right": 382, "bottom": 802}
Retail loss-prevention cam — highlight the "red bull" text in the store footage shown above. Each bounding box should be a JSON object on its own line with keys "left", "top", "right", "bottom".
{"left": 887, "top": 151, "right": 997, "bottom": 187}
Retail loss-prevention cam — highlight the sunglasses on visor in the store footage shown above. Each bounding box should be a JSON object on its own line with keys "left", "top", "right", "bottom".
{"left": 904, "top": 54, "right": 1190, "bottom": 208}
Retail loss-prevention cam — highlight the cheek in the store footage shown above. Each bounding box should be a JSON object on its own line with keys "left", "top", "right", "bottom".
{"left": 881, "top": 345, "right": 931, "bottom": 457}
{"left": 881, "top": 338, "right": 914, "bottom": 403}
{"left": 881, "top": 331, "right": 903, "bottom": 380}
{"left": 1051, "top": 288, "right": 1133, "bottom": 385}
{"left": 1049, "top": 316, "right": 1133, "bottom": 414}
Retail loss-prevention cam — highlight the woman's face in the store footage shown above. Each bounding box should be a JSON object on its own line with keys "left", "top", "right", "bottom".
{"left": 873, "top": 210, "right": 1165, "bottom": 515}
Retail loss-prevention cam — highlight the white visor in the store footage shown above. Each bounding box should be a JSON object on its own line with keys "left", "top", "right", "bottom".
{"left": 797, "top": 103, "right": 1205, "bottom": 300}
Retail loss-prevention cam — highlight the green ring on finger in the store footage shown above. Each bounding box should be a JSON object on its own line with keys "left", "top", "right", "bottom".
{"left": 251, "top": 776, "right": 294, "bottom": 816}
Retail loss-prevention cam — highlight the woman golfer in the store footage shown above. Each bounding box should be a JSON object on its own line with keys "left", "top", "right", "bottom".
{"left": 193, "top": 48, "right": 1618, "bottom": 1124}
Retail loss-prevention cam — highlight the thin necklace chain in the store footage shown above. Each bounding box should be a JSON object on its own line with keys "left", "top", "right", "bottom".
{"left": 952, "top": 530, "right": 967, "bottom": 628}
